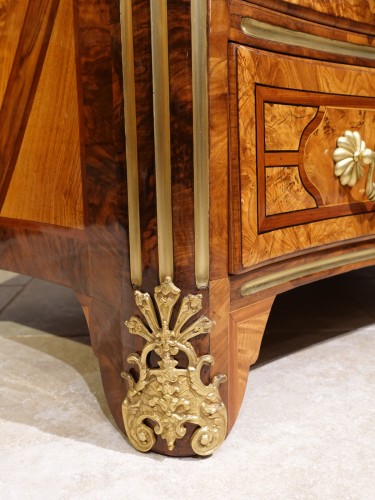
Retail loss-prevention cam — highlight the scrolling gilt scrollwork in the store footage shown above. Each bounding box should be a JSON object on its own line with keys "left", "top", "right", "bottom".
{"left": 121, "top": 277, "right": 227, "bottom": 456}
{"left": 333, "top": 130, "right": 375, "bottom": 201}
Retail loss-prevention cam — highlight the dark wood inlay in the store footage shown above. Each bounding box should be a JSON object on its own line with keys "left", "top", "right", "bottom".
{"left": 132, "top": 0, "right": 158, "bottom": 288}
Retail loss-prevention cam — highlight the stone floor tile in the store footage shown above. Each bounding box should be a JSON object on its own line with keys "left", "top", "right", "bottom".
{"left": 0, "top": 286, "right": 24, "bottom": 312}
{"left": 0, "top": 270, "right": 32, "bottom": 285}
{"left": 0, "top": 279, "right": 89, "bottom": 338}
{"left": 0, "top": 269, "right": 374, "bottom": 499}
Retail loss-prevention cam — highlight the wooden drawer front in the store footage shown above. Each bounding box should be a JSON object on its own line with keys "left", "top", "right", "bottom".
{"left": 238, "top": 0, "right": 375, "bottom": 29}
{"left": 231, "top": 44, "right": 375, "bottom": 270}
{"left": 276, "top": 0, "right": 375, "bottom": 26}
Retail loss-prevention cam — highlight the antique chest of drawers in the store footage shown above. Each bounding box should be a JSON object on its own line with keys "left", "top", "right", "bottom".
{"left": 1, "top": 0, "right": 374, "bottom": 457}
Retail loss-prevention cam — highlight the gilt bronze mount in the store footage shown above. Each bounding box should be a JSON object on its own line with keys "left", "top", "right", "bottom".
{"left": 121, "top": 277, "right": 227, "bottom": 456}
{"left": 333, "top": 130, "right": 375, "bottom": 201}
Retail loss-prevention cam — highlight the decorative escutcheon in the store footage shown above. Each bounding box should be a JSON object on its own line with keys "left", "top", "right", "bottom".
{"left": 333, "top": 130, "right": 375, "bottom": 201}
{"left": 121, "top": 277, "right": 227, "bottom": 456}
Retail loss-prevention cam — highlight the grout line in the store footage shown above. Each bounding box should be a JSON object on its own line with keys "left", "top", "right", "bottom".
{"left": 0, "top": 278, "right": 33, "bottom": 315}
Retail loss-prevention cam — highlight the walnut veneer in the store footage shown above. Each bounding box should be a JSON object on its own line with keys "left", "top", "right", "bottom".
{"left": 1, "top": 0, "right": 374, "bottom": 457}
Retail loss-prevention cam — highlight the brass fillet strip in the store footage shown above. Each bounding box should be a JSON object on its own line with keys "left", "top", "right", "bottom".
{"left": 240, "top": 249, "right": 375, "bottom": 296}
{"left": 241, "top": 18, "right": 375, "bottom": 60}
{"left": 150, "top": 0, "right": 174, "bottom": 282}
{"left": 120, "top": 1, "right": 142, "bottom": 287}
{"left": 191, "top": 0, "right": 210, "bottom": 289}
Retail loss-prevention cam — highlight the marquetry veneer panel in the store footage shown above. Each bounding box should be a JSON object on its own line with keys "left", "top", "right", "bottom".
{"left": 0, "top": 0, "right": 84, "bottom": 229}
{"left": 264, "top": 103, "right": 317, "bottom": 151}
{"left": 0, "top": 0, "right": 28, "bottom": 109}
{"left": 231, "top": 44, "right": 375, "bottom": 270}
{"left": 265, "top": 166, "right": 316, "bottom": 216}
{"left": 282, "top": 0, "right": 375, "bottom": 25}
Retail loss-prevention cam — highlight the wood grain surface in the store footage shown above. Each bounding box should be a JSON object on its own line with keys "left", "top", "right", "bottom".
{"left": 0, "top": 0, "right": 60, "bottom": 210}
{"left": 209, "top": 277, "right": 230, "bottom": 422}
{"left": 1, "top": 0, "right": 84, "bottom": 228}
{"left": 1, "top": 0, "right": 375, "bottom": 457}
{"left": 233, "top": 45, "right": 375, "bottom": 269}
{"left": 265, "top": 104, "right": 318, "bottom": 151}
{"left": 168, "top": 0, "right": 195, "bottom": 290}
{"left": 228, "top": 297, "right": 275, "bottom": 428}
{"left": 131, "top": 1, "right": 158, "bottom": 286}
{"left": 208, "top": 0, "right": 230, "bottom": 280}
{"left": 0, "top": 0, "right": 28, "bottom": 109}
{"left": 72, "top": 0, "right": 140, "bottom": 443}
{"left": 0, "top": 0, "right": 133, "bottom": 445}
{"left": 230, "top": 1, "right": 375, "bottom": 65}
{"left": 266, "top": 166, "right": 316, "bottom": 215}
{"left": 304, "top": 107, "right": 375, "bottom": 206}
{"left": 263, "top": 105, "right": 375, "bottom": 216}
{"left": 241, "top": 0, "right": 375, "bottom": 34}
{"left": 282, "top": 0, "right": 375, "bottom": 25}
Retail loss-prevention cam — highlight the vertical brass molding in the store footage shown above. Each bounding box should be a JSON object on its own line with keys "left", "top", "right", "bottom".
{"left": 120, "top": 0, "right": 142, "bottom": 288}
{"left": 191, "top": 0, "right": 210, "bottom": 289}
{"left": 150, "top": 0, "right": 174, "bottom": 282}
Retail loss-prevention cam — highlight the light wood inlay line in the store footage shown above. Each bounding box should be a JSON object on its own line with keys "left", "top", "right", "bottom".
{"left": 150, "top": 0, "right": 174, "bottom": 283}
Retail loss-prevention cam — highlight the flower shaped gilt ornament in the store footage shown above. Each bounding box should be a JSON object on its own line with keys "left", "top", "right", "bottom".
{"left": 333, "top": 130, "right": 375, "bottom": 201}
{"left": 121, "top": 277, "right": 227, "bottom": 456}
{"left": 333, "top": 130, "right": 372, "bottom": 186}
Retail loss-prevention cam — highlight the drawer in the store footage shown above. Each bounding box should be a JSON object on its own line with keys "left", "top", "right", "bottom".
{"left": 269, "top": 0, "right": 375, "bottom": 26}
{"left": 229, "top": 44, "right": 375, "bottom": 271}
{"left": 237, "top": 0, "right": 375, "bottom": 30}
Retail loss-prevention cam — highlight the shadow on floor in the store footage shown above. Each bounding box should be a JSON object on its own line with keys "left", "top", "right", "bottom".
{"left": 0, "top": 276, "right": 90, "bottom": 340}
{"left": 0, "top": 275, "right": 129, "bottom": 451}
{"left": 0, "top": 267, "right": 373, "bottom": 453}
{"left": 256, "top": 266, "right": 375, "bottom": 367}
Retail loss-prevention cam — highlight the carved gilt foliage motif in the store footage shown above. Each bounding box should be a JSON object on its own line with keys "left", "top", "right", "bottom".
{"left": 122, "top": 277, "right": 227, "bottom": 456}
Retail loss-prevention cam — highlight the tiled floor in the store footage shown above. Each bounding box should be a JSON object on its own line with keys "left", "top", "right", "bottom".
{"left": 0, "top": 268, "right": 374, "bottom": 499}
